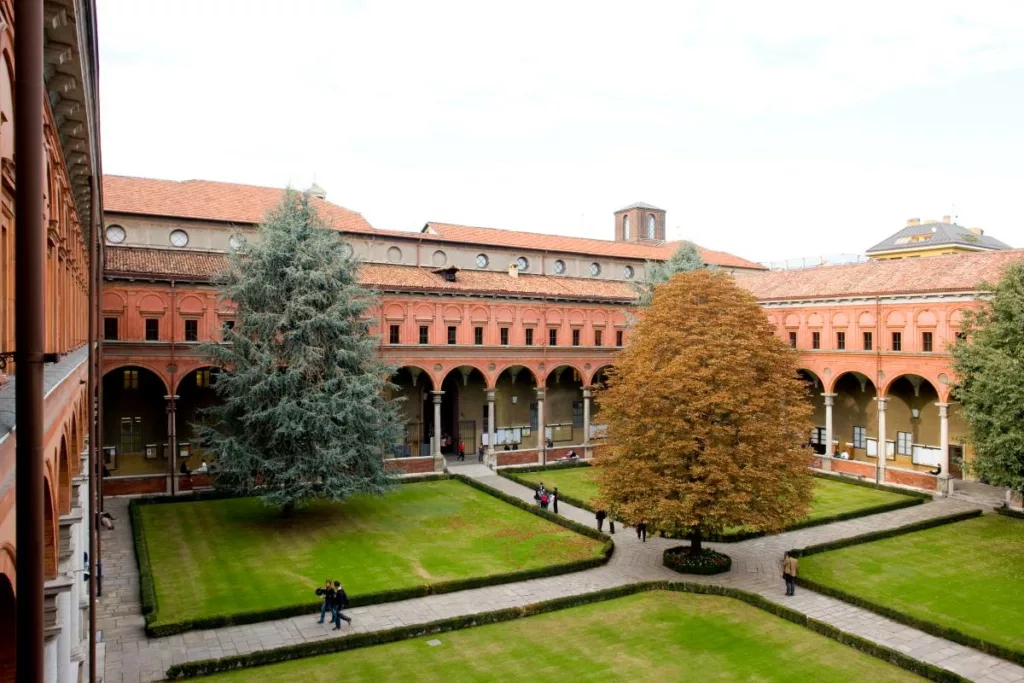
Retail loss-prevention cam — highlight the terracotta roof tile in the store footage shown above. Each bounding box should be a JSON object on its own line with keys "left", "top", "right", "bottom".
{"left": 103, "top": 175, "right": 374, "bottom": 233}
{"left": 105, "top": 247, "right": 228, "bottom": 280}
{"left": 739, "top": 250, "right": 1024, "bottom": 301}
{"left": 422, "top": 222, "right": 765, "bottom": 270}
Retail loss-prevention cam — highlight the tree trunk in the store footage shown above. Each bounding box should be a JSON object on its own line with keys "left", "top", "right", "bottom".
{"left": 282, "top": 500, "right": 296, "bottom": 517}
{"left": 689, "top": 527, "right": 703, "bottom": 555}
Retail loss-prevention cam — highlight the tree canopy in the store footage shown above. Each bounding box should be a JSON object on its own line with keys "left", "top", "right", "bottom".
{"left": 634, "top": 241, "right": 704, "bottom": 307}
{"left": 196, "top": 190, "right": 403, "bottom": 513}
{"left": 595, "top": 269, "right": 814, "bottom": 551}
{"left": 951, "top": 260, "right": 1024, "bottom": 495}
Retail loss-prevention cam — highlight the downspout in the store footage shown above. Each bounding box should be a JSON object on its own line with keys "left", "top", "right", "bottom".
{"left": 95, "top": 203, "right": 104, "bottom": 596}
{"left": 168, "top": 280, "right": 177, "bottom": 494}
{"left": 14, "top": 0, "right": 46, "bottom": 679}
{"left": 87, "top": 176, "right": 98, "bottom": 683}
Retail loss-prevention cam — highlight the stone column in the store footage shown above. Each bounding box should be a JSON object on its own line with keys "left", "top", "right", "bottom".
{"left": 536, "top": 387, "right": 546, "bottom": 465}
{"left": 876, "top": 397, "right": 888, "bottom": 483}
{"left": 485, "top": 388, "right": 496, "bottom": 468}
{"left": 822, "top": 392, "right": 836, "bottom": 469}
{"left": 431, "top": 391, "right": 445, "bottom": 471}
{"left": 936, "top": 402, "right": 951, "bottom": 496}
{"left": 583, "top": 387, "right": 592, "bottom": 459}
{"left": 165, "top": 394, "right": 179, "bottom": 495}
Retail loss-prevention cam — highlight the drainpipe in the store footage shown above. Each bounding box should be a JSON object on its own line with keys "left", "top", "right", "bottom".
{"left": 168, "top": 280, "right": 178, "bottom": 494}
{"left": 95, "top": 206, "right": 104, "bottom": 597}
{"left": 87, "top": 176, "right": 98, "bottom": 683}
{"left": 14, "top": 0, "right": 46, "bottom": 678}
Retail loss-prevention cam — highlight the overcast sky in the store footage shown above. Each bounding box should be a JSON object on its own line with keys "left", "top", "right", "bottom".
{"left": 98, "top": 1, "right": 1024, "bottom": 263}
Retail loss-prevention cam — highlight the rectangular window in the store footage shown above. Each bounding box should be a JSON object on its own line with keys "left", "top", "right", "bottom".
{"left": 955, "top": 331, "right": 967, "bottom": 343}
{"left": 144, "top": 318, "right": 159, "bottom": 341}
{"left": 896, "top": 431, "right": 912, "bottom": 456}
{"left": 223, "top": 319, "right": 235, "bottom": 332}
{"left": 891, "top": 331, "right": 902, "bottom": 351}
{"left": 184, "top": 319, "right": 199, "bottom": 342}
{"left": 595, "top": 329, "right": 603, "bottom": 347}
{"left": 474, "top": 326, "right": 484, "bottom": 345}
{"left": 922, "top": 331, "right": 933, "bottom": 352}
{"left": 616, "top": 330, "right": 624, "bottom": 347}
{"left": 789, "top": 331, "right": 797, "bottom": 348}
{"left": 529, "top": 402, "right": 539, "bottom": 430}
{"left": 482, "top": 405, "right": 489, "bottom": 433}
{"left": 836, "top": 331, "right": 846, "bottom": 350}
{"left": 549, "top": 328, "right": 558, "bottom": 346}
{"left": 572, "top": 329, "right": 580, "bottom": 347}
{"left": 120, "top": 417, "right": 142, "bottom": 454}
{"left": 389, "top": 325, "right": 400, "bottom": 344}
{"left": 419, "top": 325, "right": 429, "bottom": 344}
{"left": 812, "top": 331, "right": 820, "bottom": 349}
{"left": 572, "top": 401, "right": 584, "bottom": 427}
{"left": 103, "top": 317, "right": 119, "bottom": 341}
{"left": 853, "top": 426, "right": 866, "bottom": 450}
{"left": 122, "top": 369, "right": 139, "bottom": 390}
{"left": 500, "top": 327, "right": 509, "bottom": 346}
{"left": 447, "top": 326, "right": 457, "bottom": 345}
{"left": 196, "top": 369, "right": 212, "bottom": 388}
{"left": 525, "top": 328, "right": 534, "bottom": 346}
{"left": 863, "top": 331, "right": 873, "bottom": 351}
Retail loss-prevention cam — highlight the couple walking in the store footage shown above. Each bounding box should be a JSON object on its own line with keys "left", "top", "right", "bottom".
{"left": 316, "top": 579, "right": 353, "bottom": 630}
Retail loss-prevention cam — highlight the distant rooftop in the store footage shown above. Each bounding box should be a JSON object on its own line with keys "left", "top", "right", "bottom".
{"left": 867, "top": 217, "right": 1012, "bottom": 255}
{"left": 616, "top": 202, "right": 663, "bottom": 212}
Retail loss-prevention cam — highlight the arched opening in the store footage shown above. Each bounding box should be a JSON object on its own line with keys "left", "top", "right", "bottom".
{"left": 646, "top": 213, "right": 656, "bottom": 239}
{"left": 102, "top": 366, "right": 170, "bottom": 475}
{"left": 622, "top": 215, "right": 630, "bottom": 240}
{"left": 439, "top": 366, "right": 487, "bottom": 460}
{"left": 544, "top": 365, "right": 585, "bottom": 447}
{"left": 885, "top": 374, "right": 944, "bottom": 473}
{"left": 0, "top": 572, "right": 14, "bottom": 680}
{"left": 492, "top": 365, "right": 540, "bottom": 451}
{"left": 44, "top": 481, "right": 57, "bottom": 579}
{"left": 58, "top": 436, "right": 71, "bottom": 514}
{"left": 69, "top": 412, "right": 80, "bottom": 475}
{"left": 797, "top": 370, "right": 826, "bottom": 453}
{"left": 830, "top": 371, "right": 877, "bottom": 462}
{"left": 176, "top": 366, "right": 224, "bottom": 466}
{"left": 387, "top": 366, "right": 434, "bottom": 457}
{"left": 587, "top": 366, "right": 613, "bottom": 441}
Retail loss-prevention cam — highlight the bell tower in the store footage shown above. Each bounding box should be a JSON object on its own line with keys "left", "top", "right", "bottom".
{"left": 614, "top": 202, "right": 666, "bottom": 243}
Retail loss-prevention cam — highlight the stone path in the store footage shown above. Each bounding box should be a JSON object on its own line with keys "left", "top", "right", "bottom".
{"left": 97, "top": 470, "right": 1024, "bottom": 683}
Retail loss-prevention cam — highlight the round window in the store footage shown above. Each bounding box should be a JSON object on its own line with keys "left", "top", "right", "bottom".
{"left": 170, "top": 229, "right": 189, "bottom": 247}
{"left": 623, "top": 265, "right": 634, "bottom": 279}
{"left": 476, "top": 253, "right": 489, "bottom": 268}
{"left": 228, "top": 234, "right": 244, "bottom": 251}
{"left": 105, "top": 225, "right": 126, "bottom": 244}
{"left": 553, "top": 259, "right": 566, "bottom": 274}
{"left": 589, "top": 262, "right": 601, "bottom": 276}
{"left": 432, "top": 249, "right": 447, "bottom": 267}
{"left": 387, "top": 246, "right": 403, "bottom": 263}
{"left": 516, "top": 256, "right": 529, "bottom": 272}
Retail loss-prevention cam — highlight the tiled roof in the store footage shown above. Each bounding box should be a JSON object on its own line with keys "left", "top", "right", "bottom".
{"left": 866, "top": 221, "right": 1012, "bottom": 254}
{"left": 740, "top": 249, "right": 1024, "bottom": 301}
{"left": 421, "top": 222, "right": 765, "bottom": 270}
{"left": 617, "top": 202, "right": 663, "bottom": 211}
{"left": 103, "top": 175, "right": 374, "bottom": 233}
{"left": 105, "top": 247, "right": 638, "bottom": 301}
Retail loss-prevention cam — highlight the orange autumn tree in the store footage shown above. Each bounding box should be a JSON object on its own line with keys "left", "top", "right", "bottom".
{"left": 594, "top": 269, "right": 814, "bottom": 554}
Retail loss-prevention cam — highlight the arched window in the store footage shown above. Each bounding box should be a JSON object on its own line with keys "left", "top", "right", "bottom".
{"left": 623, "top": 215, "right": 630, "bottom": 240}
{"left": 647, "top": 214, "right": 656, "bottom": 239}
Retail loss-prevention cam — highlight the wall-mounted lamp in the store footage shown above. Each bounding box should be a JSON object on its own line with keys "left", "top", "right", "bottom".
{"left": 511, "top": 396, "right": 518, "bottom": 404}
{"left": 910, "top": 408, "right": 921, "bottom": 420}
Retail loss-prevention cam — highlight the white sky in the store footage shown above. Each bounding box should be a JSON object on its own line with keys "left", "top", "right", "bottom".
{"left": 98, "top": 0, "right": 1024, "bottom": 263}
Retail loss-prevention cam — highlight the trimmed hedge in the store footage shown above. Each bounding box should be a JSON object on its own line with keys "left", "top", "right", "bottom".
{"left": 164, "top": 581, "right": 971, "bottom": 682}
{"left": 663, "top": 547, "right": 731, "bottom": 575}
{"left": 811, "top": 470, "right": 933, "bottom": 500}
{"left": 995, "top": 505, "right": 1024, "bottom": 520}
{"left": 500, "top": 470, "right": 598, "bottom": 513}
{"left": 790, "top": 508, "right": 1023, "bottom": 667}
{"left": 131, "top": 473, "right": 611, "bottom": 637}
{"left": 499, "top": 460, "right": 593, "bottom": 474}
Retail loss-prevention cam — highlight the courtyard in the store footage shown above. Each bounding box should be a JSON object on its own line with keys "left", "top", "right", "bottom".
{"left": 136, "top": 479, "right": 605, "bottom": 631}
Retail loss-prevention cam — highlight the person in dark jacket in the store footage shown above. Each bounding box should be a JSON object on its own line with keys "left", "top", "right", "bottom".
{"left": 596, "top": 510, "right": 606, "bottom": 532}
{"left": 552, "top": 487, "right": 559, "bottom": 514}
{"left": 636, "top": 521, "right": 648, "bottom": 542}
{"left": 332, "top": 581, "right": 352, "bottom": 629}
{"left": 315, "top": 579, "right": 335, "bottom": 624}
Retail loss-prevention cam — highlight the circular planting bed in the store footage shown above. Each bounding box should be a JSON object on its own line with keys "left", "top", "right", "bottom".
{"left": 664, "top": 547, "right": 732, "bottom": 575}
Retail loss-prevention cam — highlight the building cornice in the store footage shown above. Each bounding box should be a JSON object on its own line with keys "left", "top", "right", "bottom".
{"left": 757, "top": 291, "right": 987, "bottom": 308}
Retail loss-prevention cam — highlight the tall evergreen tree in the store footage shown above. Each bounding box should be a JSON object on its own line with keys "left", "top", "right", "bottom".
{"left": 951, "top": 261, "right": 1024, "bottom": 497}
{"left": 634, "top": 241, "right": 704, "bottom": 306}
{"left": 197, "top": 190, "right": 402, "bottom": 514}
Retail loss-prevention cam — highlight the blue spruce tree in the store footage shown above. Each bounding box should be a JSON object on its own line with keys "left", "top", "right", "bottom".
{"left": 197, "top": 190, "right": 402, "bottom": 514}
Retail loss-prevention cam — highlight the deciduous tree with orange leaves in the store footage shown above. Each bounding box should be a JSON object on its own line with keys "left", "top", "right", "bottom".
{"left": 594, "top": 269, "right": 814, "bottom": 554}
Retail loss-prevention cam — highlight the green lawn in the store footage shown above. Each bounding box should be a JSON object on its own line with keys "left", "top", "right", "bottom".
{"left": 510, "top": 467, "right": 916, "bottom": 523}
{"left": 198, "top": 591, "right": 927, "bottom": 682}
{"left": 139, "top": 480, "right": 604, "bottom": 628}
{"left": 801, "top": 514, "right": 1024, "bottom": 653}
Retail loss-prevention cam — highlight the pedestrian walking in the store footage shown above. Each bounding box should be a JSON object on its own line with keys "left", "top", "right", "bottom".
{"left": 458, "top": 440, "right": 466, "bottom": 461}
{"left": 332, "top": 581, "right": 353, "bottom": 628}
{"left": 478, "top": 444, "right": 485, "bottom": 463}
{"left": 596, "top": 510, "right": 606, "bottom": 532}
{"left": 540, "top": 491, "right": 549, "bottom": 510}
{"left": 552, "top": 487, "right": 559, "bottom": 514}
{"left": 315, "top": 579, "right": 335, "bottom": 624}
{"left": 782, "top": 552, "right": 799, "bottom": 596}
{"left": 636, "top": 521, "right": 648, "bottom": 542}
{"left": 609, "top": 518, "right": 615, "bottom": 534}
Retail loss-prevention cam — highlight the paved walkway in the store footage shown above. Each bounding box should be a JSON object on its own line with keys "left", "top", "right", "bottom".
{"left": 97, "top": 469, "right": 1024, "bottom": 683}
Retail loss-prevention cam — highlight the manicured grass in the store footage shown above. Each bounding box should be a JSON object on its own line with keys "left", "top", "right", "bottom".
{"left": 139, "top": 480, "right": 604, "bottom": 628}
{"left": 801, "top": 514, "right": 1024, "bottom": 653}
{"left": 197, "top": 591, "right": 927, "bottom": 682}
{"left": 510, "top": 467, "right": 915, "bottom": 521}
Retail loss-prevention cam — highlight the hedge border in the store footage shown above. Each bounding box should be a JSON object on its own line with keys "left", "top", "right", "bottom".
{"left": 792, "top": 509, "right": 1024, "bottom": 666}
{"left": 164, "top": 581, "right": 971, "bottom": 682}
{"left": 995, "top": 505, "right": 1024, "bottom": 520}
{"left": 501, "top": 467, "right": 929, "bottom": 541}
{"left": 132, "top": 473, "right": 612, "bottom": 637}
{"left": 663, "top": 547, "right": 732, "bottom": 575}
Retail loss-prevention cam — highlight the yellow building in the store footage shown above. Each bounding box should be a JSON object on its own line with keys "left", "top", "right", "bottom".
{"left": 867, "top": 216, "right": 1011, "bottom": 260}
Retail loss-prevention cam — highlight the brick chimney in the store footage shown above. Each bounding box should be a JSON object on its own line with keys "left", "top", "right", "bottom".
{"left": 941, "top": 215, "right": 951, "bottom": 223}
{"left": 969, "top": 227, "right": 984, "bottom": 236}
{"left": 906, "top": 218, "right": 920, "bottom": 226}
{"left": 508, "top": 262, "right": 519, "bottom": 278}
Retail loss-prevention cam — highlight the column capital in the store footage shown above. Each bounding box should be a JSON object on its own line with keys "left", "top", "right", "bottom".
{"left": 821, "top": 392, "right": 836, "bottom": 405}
{"left": 163, "top": 394, "right": 180, "bottom": 401}
{"left": 535, "top": 387, "right": 546, "bottom": 400}
{"left": 875, "top": 397, "right": 888, "bottom": 409}
{"left": 431, "top": 391, "right": 444, "bottom": 404}
{"left": 935, "top": 402, "right": 950, "bottom": 417}
{"left": 583, "top": 387, "right": 593, "bottom": 399}
{"left": 484, "top": 388, "right": 496, "bottom": 401}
